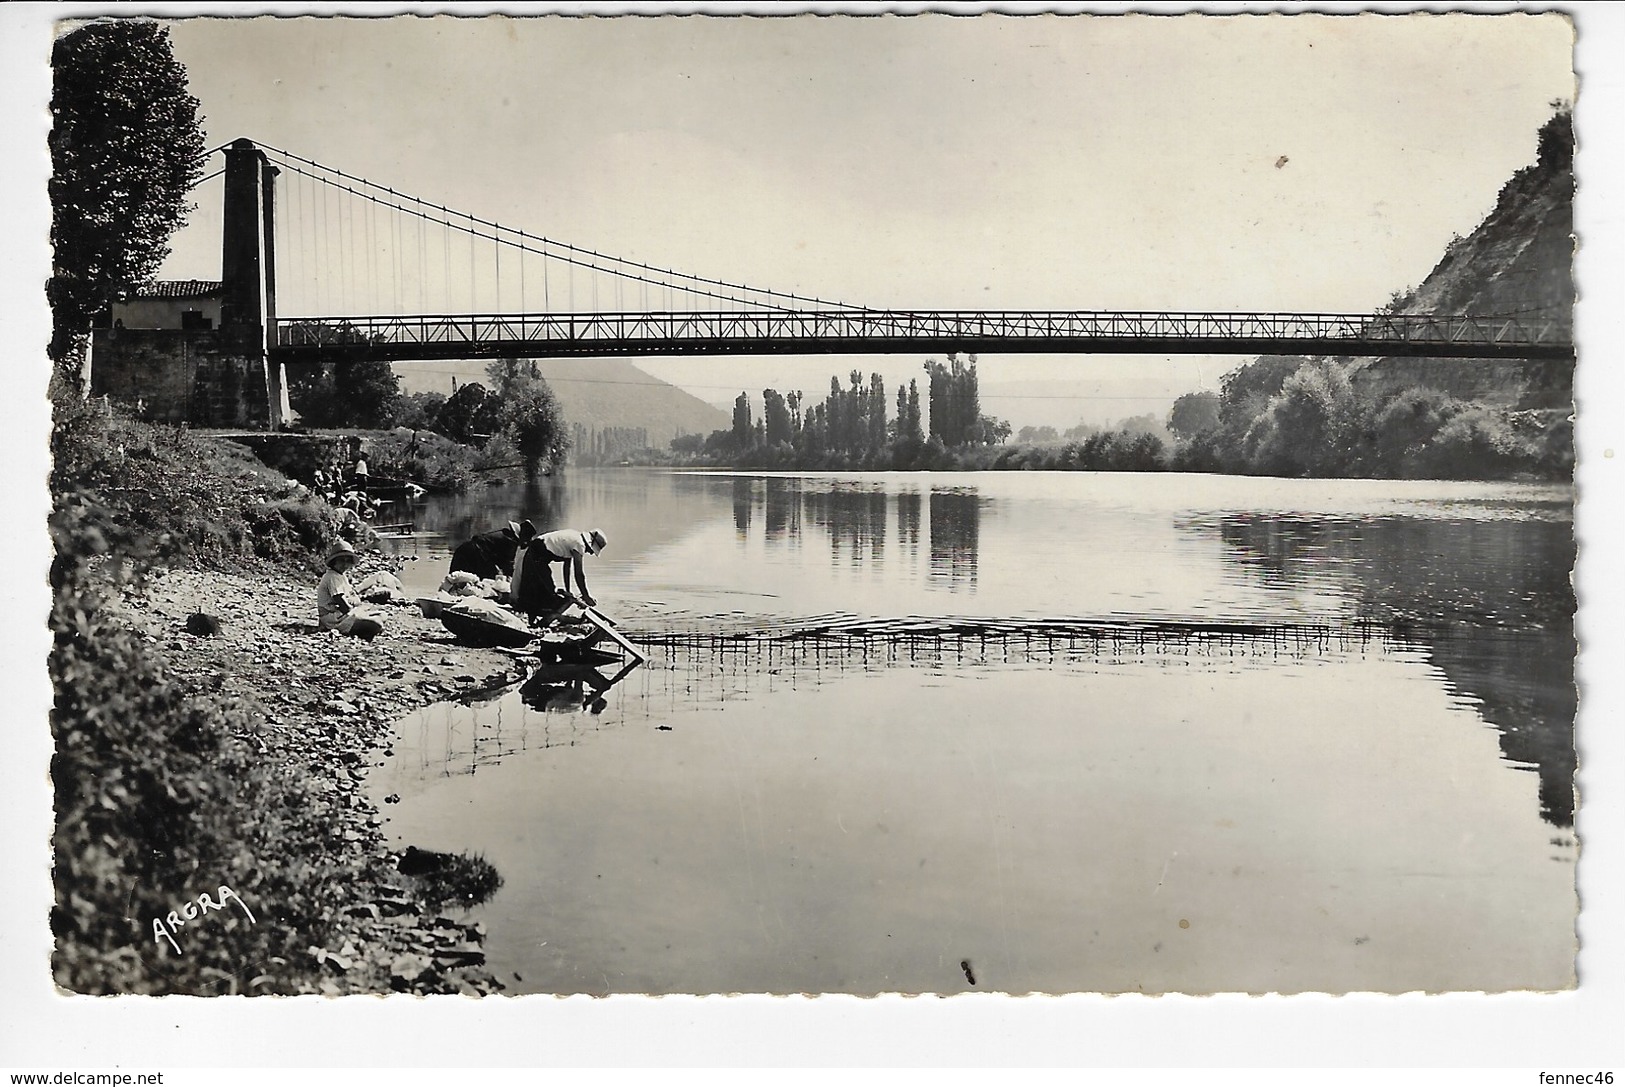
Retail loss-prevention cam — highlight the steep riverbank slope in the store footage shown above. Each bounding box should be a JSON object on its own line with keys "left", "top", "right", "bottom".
{"left": 1172, "top": 109, "right": 1575, "bottom": 481}
{"left": 49, "top": 405, "right": 523, "bottom": 994}
{"left": 1353, "top": 109, "right": 1574, "bottom": 408}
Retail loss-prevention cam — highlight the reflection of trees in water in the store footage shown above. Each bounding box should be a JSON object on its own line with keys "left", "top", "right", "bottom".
{"left": 802, "top": 483, "right": 888, "bottom": 566}
{"left": 1210, "top": 517, "right": 1361, "bottom": 595}
{"left": 732, "top": 477, "right": 752, "bottom": 537}
{"left": 897, "top": 490, "right": 922, "bottom": 555}
{"left": 1216, "top": 514, "right": 1576, "bottom": 826}
{"left": 519, "top": 474, "right": 569, "bottom": 529}
{"left": 719, "top": 480, "right": 959, "bottom": 580}
{"left": 410, "top": 474, "right": 570, "bottom": 550}
{"left": 929, "top": 489, "right": 981, "bottom": 589}
{"left": 763, "top": 477, "right": 799, "bottom": 540}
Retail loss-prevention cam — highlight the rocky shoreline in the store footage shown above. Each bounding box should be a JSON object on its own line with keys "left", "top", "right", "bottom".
{"left": 123, "top": 559, "right": 528, "bottom": 995}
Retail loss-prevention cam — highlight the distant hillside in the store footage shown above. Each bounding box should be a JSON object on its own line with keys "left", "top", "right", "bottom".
{"left": 1352, "top": 111, "right": 1574, "bottom": 407}
{"left": 393, "top": 357, "right": 729, "bottom": 449}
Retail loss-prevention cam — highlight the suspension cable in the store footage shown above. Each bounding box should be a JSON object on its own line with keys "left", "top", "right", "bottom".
{"left": 252, "top": 141, "right": 865, "bottom": 312}
{"left": 418, "top": 194, "right": 429, "bottom": 315}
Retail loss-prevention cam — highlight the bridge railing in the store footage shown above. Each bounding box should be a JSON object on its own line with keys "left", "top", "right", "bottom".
{"left": 273, "top": 309, "right": 1573, "bottom": 357}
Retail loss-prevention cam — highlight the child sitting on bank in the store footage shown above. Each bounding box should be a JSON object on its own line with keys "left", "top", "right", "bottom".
{"left": 317, "top": 540, "right": 385, "bottom": 639}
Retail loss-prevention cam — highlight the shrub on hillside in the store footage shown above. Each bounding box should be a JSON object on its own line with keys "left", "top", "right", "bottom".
{"left": 51, "top": 402, "right": 329, "bottom": 570}
{"left": 361, "top": 428, "right": 485, "bottom": 492}
{"left": 1243, "top": 360, "right": 1362, "bottom": 477}
{"left": 244, "top": 495, "right": 333, "bottom": 561}
{"left": 48, "top": 495, "right": 366, "bottom": 993}
{"left": 1365, "top": 388, "right": 1469, "bottom": 477}
{"left": 1414, "top": 407, "right": 1543, "bottom": 480}
{"left": 1533, "top": 413, "right": 1575, "bottom": 478}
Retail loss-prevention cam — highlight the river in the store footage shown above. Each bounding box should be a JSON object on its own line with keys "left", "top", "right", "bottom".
{"left": 372, "top": 469, "right": 1576, "bottom": 995}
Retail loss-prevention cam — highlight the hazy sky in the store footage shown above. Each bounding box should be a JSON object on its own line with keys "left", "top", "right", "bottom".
{"left": 148, "top": 12, "right": 1575, "bottom": 424}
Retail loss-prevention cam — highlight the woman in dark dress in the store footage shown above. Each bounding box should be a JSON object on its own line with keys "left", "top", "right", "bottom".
{"left": 448, "top": 520, "right": 531, "bottom": 580}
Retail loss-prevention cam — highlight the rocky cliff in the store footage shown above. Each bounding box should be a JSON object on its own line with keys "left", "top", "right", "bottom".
{"left": 1351, "top": 110, "right": 1574, "bottom": 408}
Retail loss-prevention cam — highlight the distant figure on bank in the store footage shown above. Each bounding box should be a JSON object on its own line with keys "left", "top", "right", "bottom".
{"left": 353, "top": 453, "right": 370, "bottom": 492}
{"left": 317, "top": 540, "right": 384, "bottom": 639}
{"left": 514, "top": 528, "right": 607, "bottom": 615}
{"left": 448, "top": 520, "right": 530, "bottom": 581}
{"left": 340, "top": 490, "right": 376, "bottom": 520}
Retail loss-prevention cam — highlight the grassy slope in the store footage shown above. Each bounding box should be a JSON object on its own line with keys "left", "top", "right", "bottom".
{"left": 49, "top": 404, "right": 507, "bottom": 994}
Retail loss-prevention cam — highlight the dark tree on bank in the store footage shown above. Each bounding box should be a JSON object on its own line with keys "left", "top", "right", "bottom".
{"left": 670, "top": 433, "right": 705, "bottom": 455}
{"left": 334, "top": 360, "right": 401, "bottom": 429}
{"left": 866, "top": 373, "right": 888, "bottom": 454}
{"left": 762, "top": 388, "right": 794, "bottom": 447}
{"left": 394, "top": 391, "right": 447, "bottom": 431}
{"left": 904, "top": 380, "right": 924, "bottom": 444}
{"left": 1167, "top": 391, "right": 1221, "bottom": 442}
{"left": 49, "top": 20, "right": 204, "bottom": 392}
{"left": 486, "top": 359, "right": 570, "bottom": 477}
{"left": 436, "top": 382, "right": 496, "bottom": 443}
{"left": 924, "top": 354, "right": 981, "bottom": 447}
{"left": 285, "top": 359, "right": 401, "bottom": 429}
{"left": 286, "top": 355, "right": 399, "bottom": 422}
{"left": 732, "top": 392, "right": 755, "bottom": 450}
{"left": 282, "top": 363, "right": 339, "bottom": 427}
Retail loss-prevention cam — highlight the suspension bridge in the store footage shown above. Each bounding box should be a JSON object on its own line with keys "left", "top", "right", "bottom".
{"left": 94, "top": 138, "right": 1573, "bottom": 430}
{"left": 233, "top": 139, "right": 1573, "bottom": 365}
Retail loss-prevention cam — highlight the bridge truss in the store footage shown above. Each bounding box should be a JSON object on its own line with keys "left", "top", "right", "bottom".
{"left": 272, "top": 308, "right": 1574, "bottom": 362}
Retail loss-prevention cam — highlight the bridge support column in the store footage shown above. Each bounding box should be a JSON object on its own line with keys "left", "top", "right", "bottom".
{"left": 220, "top": 138, "right": 285, "bottom": 429}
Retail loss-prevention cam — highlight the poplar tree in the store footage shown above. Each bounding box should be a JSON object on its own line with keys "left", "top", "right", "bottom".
{"left": 732, "top": 392, "right": 755, "bottom": 450}
{"left": 50, "top": 20, "right": 204, "bottom": 391}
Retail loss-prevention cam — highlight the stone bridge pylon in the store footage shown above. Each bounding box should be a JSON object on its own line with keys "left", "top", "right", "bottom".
{"left": 91, "top": 138, "right": 289, "bottom": 429}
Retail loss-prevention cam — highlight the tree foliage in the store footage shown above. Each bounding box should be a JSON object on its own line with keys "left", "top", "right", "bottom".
{"left": 1166, "top": 392, "right": 1220, "bottom": 440}
{"left": 1157, "top": 353, "right": 1561, "bottom": 481}
{"left": 1242, "top": 360, "right": 1361, "bottom": 476}
{"left": 50, "top": 20, "right": 204, "bottom": 382}
{"left": 394, "top": 391, "right": 448, "bottom": 432}
{"left": 434, "top": 382, "right": 497, "bottom": 443}
{"left": 732, "top": 392, "right": 754, "bottom": 450}
{"left": 485, "top": 359, "right": 569, "bottom": 476}
{"left": 285, "top": 360, "right": 401, "bottom": 430}
{"left": 762, "top": 388, "right": 794, "bottom": 447}
{"left": 1017, "top": 425, "right": 1061, "bottom": 444}
{"left": 923, "top": 354, "right": 982, "bottom": 447}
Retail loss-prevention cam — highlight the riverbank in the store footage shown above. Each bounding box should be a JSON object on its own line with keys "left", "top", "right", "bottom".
{"left": 111, "top": 560, "right": 527, "bottom": 994}
{"left": 47, "top": 401, "right": 551, "bottom": 993}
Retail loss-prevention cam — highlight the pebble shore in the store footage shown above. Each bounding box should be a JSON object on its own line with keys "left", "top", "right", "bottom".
{"left": 124, "top": 560, "right": 527, "bottom": 995}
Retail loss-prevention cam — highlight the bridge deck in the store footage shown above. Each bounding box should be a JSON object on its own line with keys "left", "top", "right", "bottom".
{"left": 271, "top": 309, "right": 1574, "bottom": 362}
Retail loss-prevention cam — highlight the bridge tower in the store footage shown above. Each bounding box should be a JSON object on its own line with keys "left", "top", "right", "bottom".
{"left": 219, "top": 138, "right": 288, "bottom": 428}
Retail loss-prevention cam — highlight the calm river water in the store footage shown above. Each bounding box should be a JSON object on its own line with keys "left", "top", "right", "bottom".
{"left": 373, "top": 469, "right": 1576, "bottom": 995}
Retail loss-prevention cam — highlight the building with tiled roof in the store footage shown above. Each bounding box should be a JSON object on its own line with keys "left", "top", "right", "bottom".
{"left": 106, "top": 280, "right": 224, "bottom": 331}
{"left": 128, "top": 279, "right": 223, "bottom": 300}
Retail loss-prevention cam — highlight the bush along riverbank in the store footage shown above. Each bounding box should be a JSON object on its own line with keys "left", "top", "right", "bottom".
{"left": 50, "top": 404, "right": 523, "bottom": 994}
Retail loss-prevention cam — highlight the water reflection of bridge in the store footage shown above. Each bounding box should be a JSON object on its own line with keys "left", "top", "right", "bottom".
{"left": 394, "top": 616, "right": 1412, "bottom": 784}
{"left": 632, "top": 614, "right": 1410, "bottom": 664}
